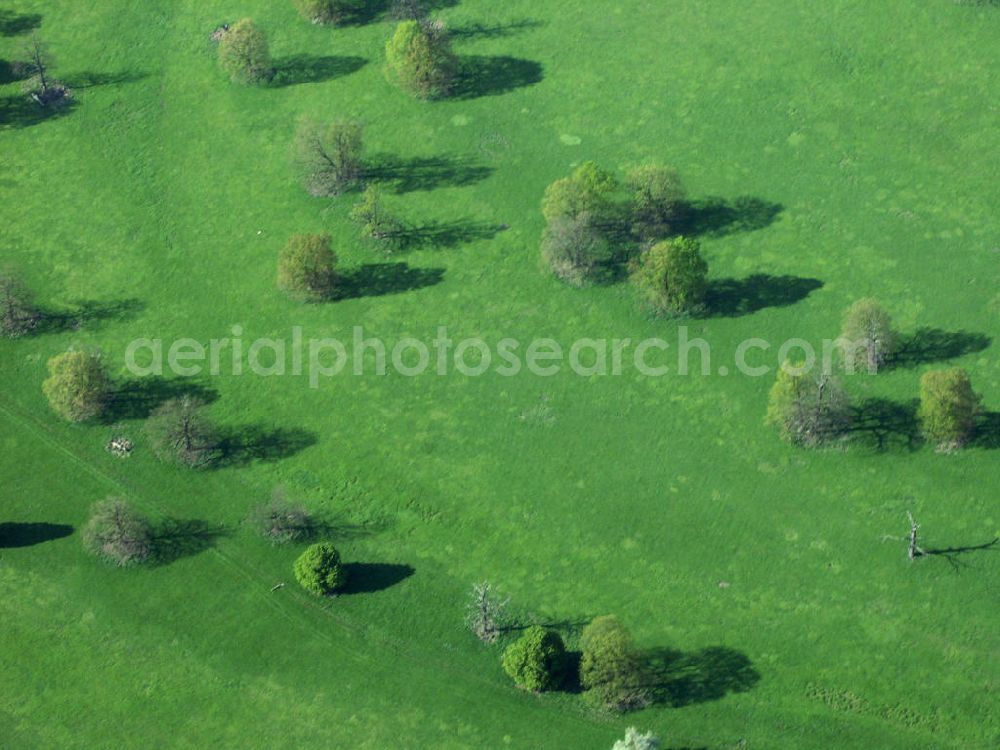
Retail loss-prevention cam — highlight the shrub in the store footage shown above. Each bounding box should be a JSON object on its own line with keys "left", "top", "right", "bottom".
{"left": 82, "top": 498, "right": 153, "bottom": 567}
{"left": 626, "top": 164, "right": 686, "bottom": 241}
{"left": 277, "top": 234, "right": 338, "bottom": 301}
{"left": 580, "top": 616, "right": 647, "bottom": 711}
{"left": 630, "top": 236, "right": 708, "bottom": 315}
{"left": 294, "top": 542, "right": 347, "bottom": 595}
{"left": 42, "top": 350, "right": 109, "bottom": 422}
{"left": 541, "top": 161, "right": 619, "bottom": 223}
{"left": 384, "top": 20, "right": 458, "bottom": 99}
{"left": 218, "top": 19, "right": 273, "bottom": 84}
{"left": 839, "top": 298, "right": 897, "bottom": 373}
{"left": 248, "top": 488, "right": 315, "bottom": 544}
{"left": 350, "top": 185, "right": 405, "bottom": 249}
{"left": 918, "top": 368, "right": 981, "bottom": 451}
{"left": 541, "top": 211, "right": 608, "bottom": 286}
{"left": 612, "top": 728, "right": 661, "bottom": 750}
{"left": 765, "top": 364, "right": 852, "bottom": 447}
{"left": 501, "top": 625, "right": 566, "bottom": 692}
{"left": 293, "top": 0, "right": 356, "bottom": 25}
{"left": 145, "top": 396, "right": 220, "bottom": 467}
{"left": 294, "top": 118, "right": 364, "bottom": 196}
{"left": 0, "top": 270, "right": 39, "bottom": 337}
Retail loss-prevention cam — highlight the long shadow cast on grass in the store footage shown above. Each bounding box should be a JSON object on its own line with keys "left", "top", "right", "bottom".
{"left": 450, "top": 56, "right": 544, "bottom": 99}
{"left": 0, "top": 93, "right": 76, "bottom": 130}
{"left": 214, "top": 426, "right": 318, "bottom": 468}
{"left": 889, "top": 328, "right": 992, "bottom": 369}
{"left": 449, "top": 19, "right": 545, "bottom": 40}
{"left": 64, "top": 70, "right": 148, "bottom": 89}
{"left": 850, "top": 398, "right": 922, "bottom": 452}
{"left": 640, "top": 646, "right": 761, "bottom": 707}
{"left": 103, "top": 377, "right": 220, "bottom": 423}
{"left": 335, "top": 263, "right": 444, "bottom": 300}
{"left": 675, "top": 196, "right": 784, "bottom": 238}
{"left": 0, "top": 522, "right": 73, "bottom": 548}
{"left": 396, "top": 219, "right": 505, "bottom": 250}
{"left": 0, "top": 9, "right": 41, "bottom": 36}
{"left": 270, "top": 55, "right": 366, "bottom": 87}
{"left": 32, "top": 298, "right": 145, "bottom": 334}
{"left": 152, "top": 518, "right": 228, "bottom": 565}
{"left": 365, "top": 154, "right": 493, "bottom": 193}
{"left": 705, "top": 274, "right": 823, "bottom": 317}
{"left": 340, "top": 562, "right": 415, "bottom": 594}
{"left": 335, "top": 0, "right": 459, "bottom": 26}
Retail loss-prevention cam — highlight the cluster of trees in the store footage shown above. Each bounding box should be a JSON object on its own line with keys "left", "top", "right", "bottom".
{"left": 539, "top": 161, "right": 707, "bottom": 314}
{"left": 767, "top": 298, "right": 985, "bottom": 451}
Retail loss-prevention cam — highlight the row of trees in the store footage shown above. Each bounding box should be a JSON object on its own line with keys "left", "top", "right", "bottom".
{"left": 539, "top": 161, "right": 709, "bottom": 314}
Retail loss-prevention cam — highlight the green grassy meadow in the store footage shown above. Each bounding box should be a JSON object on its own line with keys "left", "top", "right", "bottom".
{"left": 1, "top": 0, "right": 999, "bottom": 747}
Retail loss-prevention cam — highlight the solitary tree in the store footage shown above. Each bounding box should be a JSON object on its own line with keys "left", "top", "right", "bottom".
{"left": 766, "top": 364, "right": 852, "bottom": 447}
{"left": 350, "top": 184, "right": 405, "bottom": 248}
{"left": 293, "top": 0, "right": 355, "bottom": 25}
{"left": 20, "top": 35, "right": 68, "bottom": 105}
{"left": 579, "top": 616, "right": 647, "bottom": 711}
{"left": 42, "top": 350, "right": 109, "bottom": 422}
{"left": 542, "top": 161, "right": 619, "bottom": 224}
{"left": 82, "top": 498, "right": 154, "bottom": 567}
{"left": 294, "top": 118, "right": 364, "bottom": 196}
{"left": 277, "top": 234, "right": 338, "bottom": 301}
{"left": 612, "top": 728, "right": 661, "bottom": 750}
{"left": 918, "top": 368, "right": 981, "bottom": 451}
{"left": 839, "top": 298, "right": 897, "bottom": 373}
{"left": 626, "top": 164, "right": 686, "bottom": 241}
{"left": 294, "top": 542, "right": 347, "bottom": 595}
{"left": 501, "top": 626, "right": 566, "bottom": 692}
{"left": 384, "top": 20, "right": 459, "bottom": 99}
{"left": 0, "top": 270, "right": 39, "bottom": 337}
{"left": 218, "top": 19, "right": 273, "bottom": 84}
{"left": 630, "top": 237, "right": 708, "bottom": 315}
{"left": 248, "top": 487, "right": 315, "bottom": 545}
{"left": 541, "top": 211, "right": 608, "bottom": 286}
{"left": 466, "top": 581, "right": 509, "bottom": 643}
{"left": 145, "top": 396, "right": 219, "bottom": 467}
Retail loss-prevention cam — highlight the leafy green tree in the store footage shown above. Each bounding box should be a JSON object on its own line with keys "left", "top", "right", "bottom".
{"left": 765, "top": 364, "right": 852, "bottom": 447}
{"left": 384, "top": 20, "right": 458, "bottom": 99}
{"left": 630, "top": 236, "right": 708, "bottom": 315}
{"left": 541, "top": 211, "right": 608, "bottom": 286}
{"left": 82, "top": 498, "right": 153, "bottom": 567}
{"left": 350, "top": 185, "right": 405, "bottom": 249}
{"left": 145, "top": 396, "right": 220, "bottom": 468}
{"left": 579, "top": 616, "right": 647, "bottom": 711}
{"left": 42, "top": 350, "right": 109, "bottom": 422}
{"left": 501, "top": 626, "right": 566, "bottom": 692}
{"left": 218, "top": 19, "right": 273, "bottom": 84}
{"left": 294, "top": 542, "right": 347, "bottom": 595}
{"left": 248, "top": 487, "right": 315, "bottom": 545}
{"left": 612, "top": 728, "right": 661, "bottom": 750}
{"left": 918, "top": 368, "right": 981, "bottom": 451}
{"left": 293, "top": 0, "right": 356, "bottom": 24}
{"left": 294, "top": 118, "right": 364, "bottom": 196}
{"left": 277, "top": 234, "right": 338, "bottom": 301}
{"left": 839, "top": 298, "right": 897, "bottom": 373}
{"left": 0, "top": 270, "right": 38, "bottom": 337}
{"left": 626, "top": 164, "right": 686, "bottom": 241}
{"left": 542, "top": 161, "right": 619, "bottom": 223}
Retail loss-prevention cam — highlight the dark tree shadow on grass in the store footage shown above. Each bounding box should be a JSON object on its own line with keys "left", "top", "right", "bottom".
{"left": 641, "top": 646, "right": 760, "bottom": 707}
{"left": 397, "top": 219, "right": 505, "bottom": 250}
{"left": 675, "top": 196, "right": 784, "bottom": 238}
{"left": 340, "top": 562, "right": 414, "bottom": 594}
{"left": 335, "top": 263, "right": 444, "bottom": 300}
{"left": 0, "top": 10, "right": 41, "bottom": 36}
{"left": 850, "top": 398, "right": 923, "bottom": 452}
{"left": 451, "top": 56, "right": 544, "bottom": 100}
{"left": 972, "top": 412, "right": 1000, "bottom": 450}
{"left": 0, "top": 59, "right": 28, "bottom": 85}
{"left": 214, "top": 426, "right": 317, "bottom": 468}
{"left": 270, "top": 55, "right": 366, "bottom": 87}
{"left": 152, "top": 518, "right": 228, "bottom": 565}
{"left": 889, "top": 328, "right": 992, "bottom": 369}
{"left": 450, "top": 19, "right": 545, "bottom": 40}
{"left": 705, "top": 274, "right": 823, "bottom": 317}
{"left": 0, "top": 522, "right": 73, "bottom": 548}
{"left": 0, "top": 93, "right": 75, "bottom": 130}
{"left": 64, "top": 70, "right": 148, "bottom": 89}
{"left": 103, "top": 378, "right": 220, "bottom": 423}
{"left": 365, "top": 154, "right": 493, "bottom": 193}
{"left": 336, "top": 0, "right": 459, "bottom": 26}
{"left": 32, "top": 298, "right": 145, "bottom": 334}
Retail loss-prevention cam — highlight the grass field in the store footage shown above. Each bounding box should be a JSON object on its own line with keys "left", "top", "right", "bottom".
{"left": 1, "top": 0, "right": 999, "bottom": 748}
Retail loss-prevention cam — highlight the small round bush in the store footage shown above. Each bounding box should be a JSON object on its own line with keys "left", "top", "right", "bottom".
{"left": 294, "top": 542, "right": 347, "bottom": 595}
{"left": 501, "top": 625, "right": 565, "bottom": 692}
{"left": 277, "top": 234, "right": 337, "bottom": 301}
{"left": 218, "top": 18, "right": 273, "bottom": 84}
{"left": 42, "top": 350, "right": 110, "bottom": 422}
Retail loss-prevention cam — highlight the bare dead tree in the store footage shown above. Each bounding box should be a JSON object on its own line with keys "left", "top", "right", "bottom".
{"left": 882, "top": 511, "right": 925, "bottom": 561}
{"left": 22, "top": 35, "right": 52, "bottom": 95}
{"left": 465, "top": 581, "right": 509, "bottom": 643}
